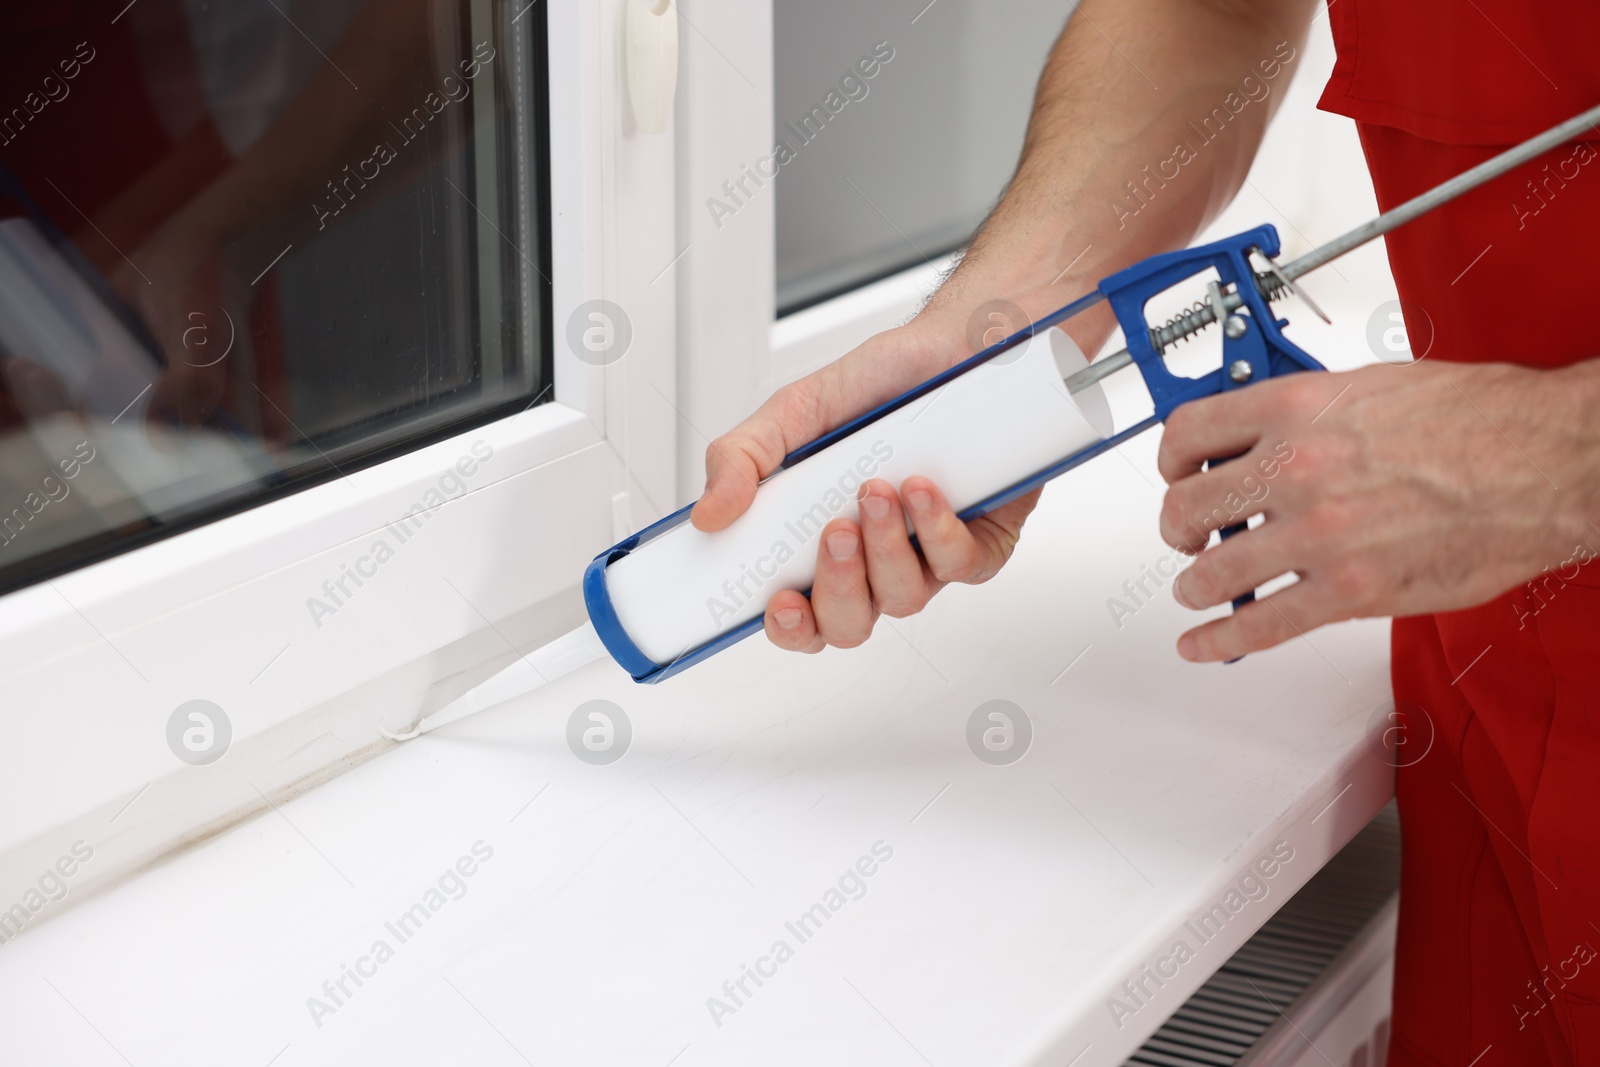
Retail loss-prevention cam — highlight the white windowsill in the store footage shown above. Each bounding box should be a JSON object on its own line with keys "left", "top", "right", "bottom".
{"left": 0, "top": 404, "right": 1392, "bottom": 1066}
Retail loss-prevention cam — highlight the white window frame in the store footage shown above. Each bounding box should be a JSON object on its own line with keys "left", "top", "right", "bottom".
{"left": 671, "top": 0, "right": 950, "bottom": 496}
{"left": 0, "top": 0, "right": 677, "bottom": 909}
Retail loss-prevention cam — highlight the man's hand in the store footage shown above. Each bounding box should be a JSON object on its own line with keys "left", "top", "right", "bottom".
{"left": 691, "top": 312, "right": 1050, "bottom": 653}
{"left": 108, "top": 222, "right": 248, "bottom": 430}
{"left": 689, "top": 0, "right": 1320, "bottom": 657}
{"left": 1158, "top": 360, "right": 1600, "bottom": 662}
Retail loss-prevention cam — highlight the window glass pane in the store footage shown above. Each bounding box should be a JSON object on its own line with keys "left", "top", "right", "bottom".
{"left": 0, "top": 0, "right": 550, "bottom": 594}
{"left": 773, "top": 0, "right": 1068, "bottom": 313}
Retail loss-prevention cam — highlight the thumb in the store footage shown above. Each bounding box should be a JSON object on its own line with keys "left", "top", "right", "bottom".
{"left": 688, "top": 339, "right": 924, "bottom": 531}
{"left": 690, "top": 428, "right": 776, "bottom": 532}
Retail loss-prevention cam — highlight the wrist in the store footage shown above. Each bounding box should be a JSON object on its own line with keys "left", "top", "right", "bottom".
{"left": 1465, "top": 358, "right": 1600, "bottom": 569}
{"left": 923, "top": 232, "right": 1094, "bottom": 315}
{"left": 910, "top": 237, "right": 1115, "bottom": 366}
{"left": 1541, "top": 358, "right": 1600, "bottom": 539}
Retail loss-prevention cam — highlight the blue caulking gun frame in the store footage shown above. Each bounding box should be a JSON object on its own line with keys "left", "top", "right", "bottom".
{"left": 584, "top": 100, "right": 1600, "bottom": 685}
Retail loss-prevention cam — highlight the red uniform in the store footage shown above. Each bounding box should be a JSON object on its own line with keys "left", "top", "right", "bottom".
{"left": 1320, "top": 2, "right": 1600, "bottom": 1063}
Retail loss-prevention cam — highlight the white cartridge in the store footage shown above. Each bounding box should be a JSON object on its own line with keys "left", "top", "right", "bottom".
{"left": 604, "top": 329, "right": 1114, "bottom": 665}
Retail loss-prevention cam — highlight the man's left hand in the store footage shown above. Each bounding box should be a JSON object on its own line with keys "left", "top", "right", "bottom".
{"left": 1157, "top": 359, "right": 1600, "bottom": 662}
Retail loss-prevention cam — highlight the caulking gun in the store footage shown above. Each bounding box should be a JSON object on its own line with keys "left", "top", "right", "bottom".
{"left": 385, "top": 99, "right": 1600, "bottom": 740}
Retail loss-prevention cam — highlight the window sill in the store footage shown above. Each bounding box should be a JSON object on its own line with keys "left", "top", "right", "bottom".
{"left": 0, "top": 420, "right": 1391, "bottom": 1066}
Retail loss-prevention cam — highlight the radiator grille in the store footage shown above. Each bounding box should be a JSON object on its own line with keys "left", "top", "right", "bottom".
{"left": 1120, "top": 803, "right": 1400, "bottom": 1067}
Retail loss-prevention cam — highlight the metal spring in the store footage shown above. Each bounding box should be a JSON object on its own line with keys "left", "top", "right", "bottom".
{"left": 1144, "top": 270, "right": 1291, "bottom": 353}
{"left": 1151, "top": 300, "right": 1213, "bottom": 350}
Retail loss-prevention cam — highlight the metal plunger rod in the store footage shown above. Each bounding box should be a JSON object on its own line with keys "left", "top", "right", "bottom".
{"left": 1065, "top": 100, "right": 1600, "bottom": 395}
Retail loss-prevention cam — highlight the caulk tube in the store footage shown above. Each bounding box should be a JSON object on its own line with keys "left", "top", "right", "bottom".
{"left": 584, "top": 327, "right": 1115, "bottom": 683}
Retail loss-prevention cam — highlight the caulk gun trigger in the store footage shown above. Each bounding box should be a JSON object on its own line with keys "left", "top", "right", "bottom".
{"left": 1264, "top": 257, "right": 1331, "bottom": 326}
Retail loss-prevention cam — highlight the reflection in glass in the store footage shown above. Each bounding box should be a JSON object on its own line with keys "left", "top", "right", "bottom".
{"left": 0, "top": 0, "right": 549, "bottom": 593}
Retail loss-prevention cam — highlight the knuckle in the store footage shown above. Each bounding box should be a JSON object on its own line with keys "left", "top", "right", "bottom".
{"left": 1159, "top": 488, "right": 1194, "bottom": 543}
{"left": 1234, "top": 605, "right": 1280, "bottom": 648}
{"left": 707, "top": 432, "right": 753, "bottom": 475}
{"left": 1189, "top": 509, "right": 1230, "bottom": 549}
{"left": 1183, "top": 558, "right": 1224, "bottom": 607}
{"left": 967, "top": 522, "right": 1019, "bottom": 581}
{"left": 1163, "top": 402, "right": 1200, "bottom": 445}
{"left": 1272, "top": 446, "right": 1311, "bottom": 489}
{"left": 824, "top": 631, "right": 869, "bottom": 650}
{"left": 769, "top": 381, "right": 806, "bottom": 419}
{"left": 1188, "top": 627, "right": 1220, "bottom": 662}
{"left": 1155, "top": 448, "right": 1179, "bottom": 485}
{"left": 777, "top": 378, "right": 831, "bottom": 434}
{"left": 875, "top": 583, "right": 929, "bottom": 618}
{"left": 1276, "top": 375, "right": 1326, "bottom": 421}
{"left": 1326, "top": 558, "right": 1377, "bottom": 608}
{"left": 928, "top": 546, "right": 978, "bottom": 585}
{"left": 1277, "top": 435, "right": 1343, "bottom": 490}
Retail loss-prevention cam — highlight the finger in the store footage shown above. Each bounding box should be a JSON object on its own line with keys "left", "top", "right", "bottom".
{"left": 1157, "top": 393, "right": 1264, "bottom": 484}
{"left": 692, "top": 365, "right": 866, "bottom": 533}
{"left": 902, "top": 477, "right": 1021, "bottom": 585}
{"left": 857, "top": 479, "right": 933, "bottom": 617}
{"left": 810, "top": 518, "right": 877, "bottom": 648}
{"left": 691, "top": 423, "right": 784, "bottom": 533}
{"left": 1176, "top": 577, "right": 1331, "bottom": 663}
{"left": 1159, "top": 448, "right": 1274, "bottom": 552}
{"left": 691, "top": 324, "right": 971, "bottom": 534}
{"left": 764, "top": 588, "right": 824, "bottom": 653}
{"left": 1171, "top": 521, "right": 1298, "bottom": 611}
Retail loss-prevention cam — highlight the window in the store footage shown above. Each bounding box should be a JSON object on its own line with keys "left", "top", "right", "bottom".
{"left": 772, "top": 0, "right": 1070, "bottom": 313}
{"left": 0, "top": 0, "right": 676, "bottom": 905}
{"left": 0, "top": 0, "right": 551, "bottom": 596}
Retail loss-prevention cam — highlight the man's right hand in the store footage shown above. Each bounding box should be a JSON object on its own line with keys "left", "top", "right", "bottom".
{"left": 690, "top": 306, "right": 1066, "bottom": 654}
{"left": 685, "top": 0, "right": 1316, "bottom": 655}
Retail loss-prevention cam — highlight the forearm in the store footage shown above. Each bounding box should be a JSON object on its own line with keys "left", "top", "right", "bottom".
{"left": 926, "top": 0, "right": 1319, "bottom": 324}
